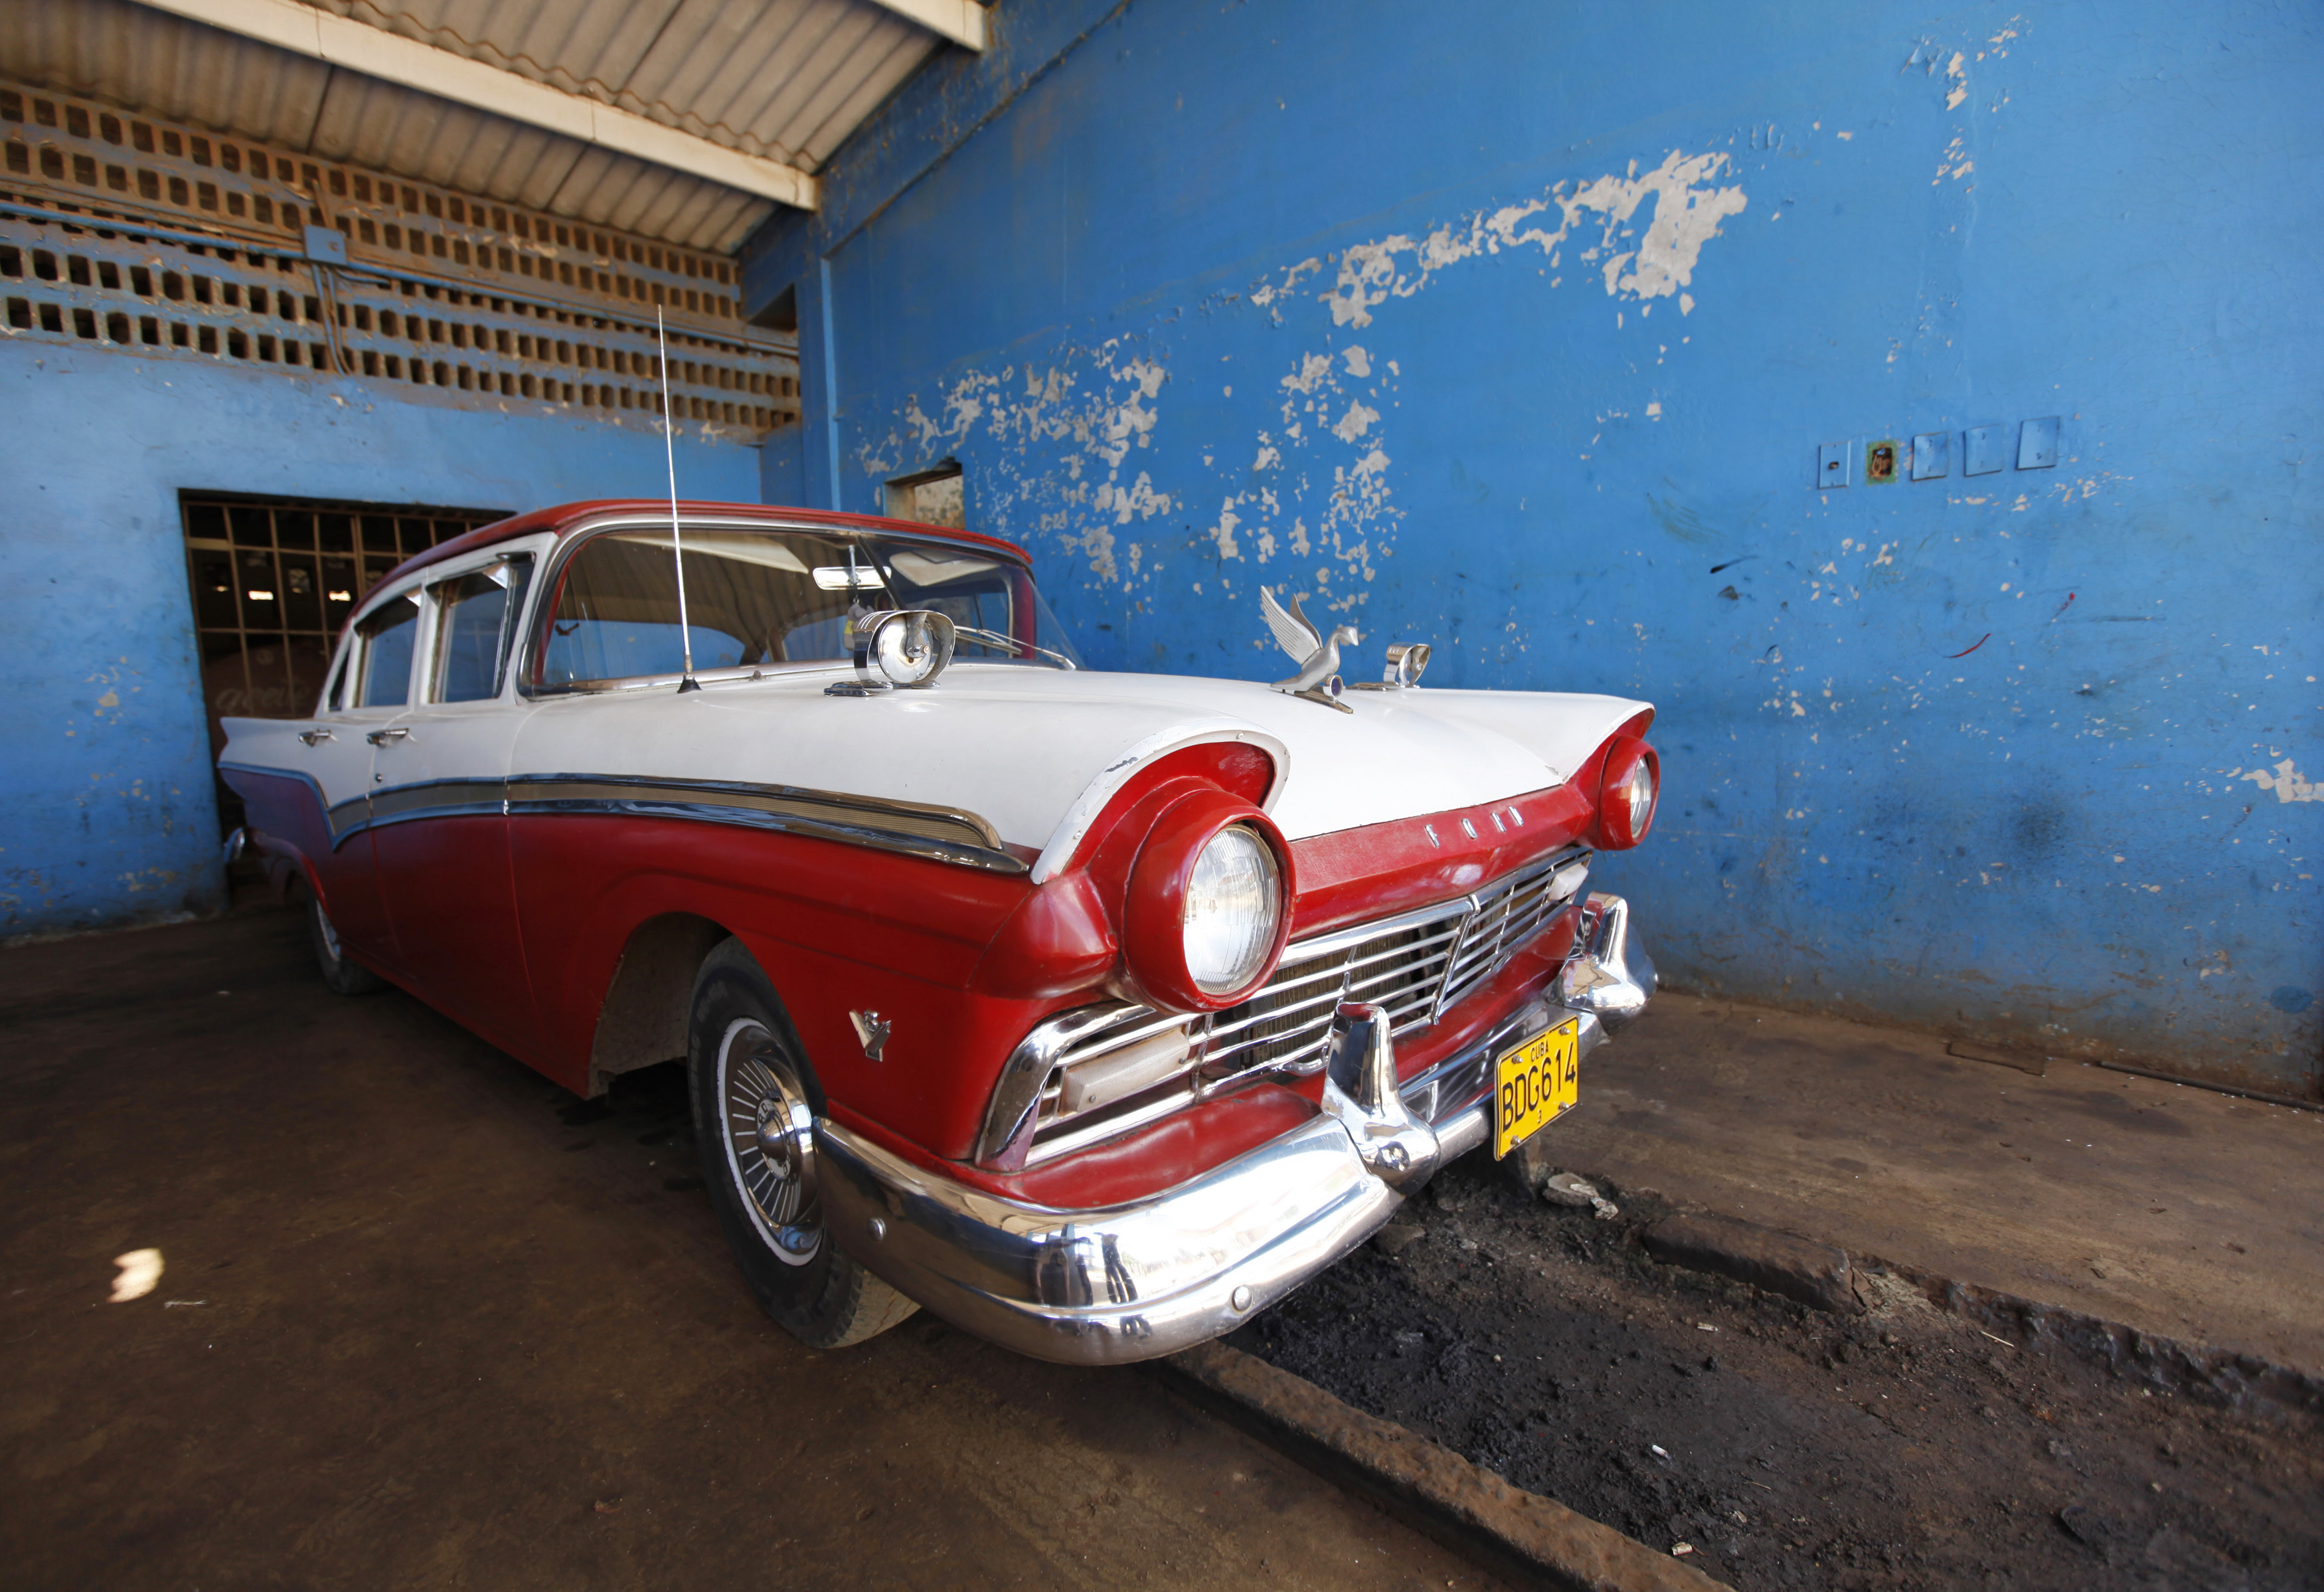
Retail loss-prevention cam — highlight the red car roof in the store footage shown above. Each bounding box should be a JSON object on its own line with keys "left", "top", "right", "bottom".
{"left": 380, "top": 499, "right": 1037, "bottom": 588}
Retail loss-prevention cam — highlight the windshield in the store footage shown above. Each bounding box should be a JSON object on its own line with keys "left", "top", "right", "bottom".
{"left": 535, "top": 525, "right": 1084, "bottom": 691}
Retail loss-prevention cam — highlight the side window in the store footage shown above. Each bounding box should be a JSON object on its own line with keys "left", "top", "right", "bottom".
{"left": 353, "top": 592, "right": 421, "bottom": 707}
{"left": 430, "top": 557, "right": 534, "bottom": 703}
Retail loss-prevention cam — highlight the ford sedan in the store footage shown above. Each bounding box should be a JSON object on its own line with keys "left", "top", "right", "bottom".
{"left": 218, "top": 499, "right": 1658, "bottom": 1363}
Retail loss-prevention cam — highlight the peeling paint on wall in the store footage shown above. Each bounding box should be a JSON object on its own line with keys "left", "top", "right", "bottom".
{"left": 853, "top": 147, "right": 1747, "bottom": 621}
{"left": 1284, "top": 149, "right": 1747, "bottom": 330}
{"left": 857, "top": 344, "right": 1177, "bottom": 584}
{"left": 2242, "top": 761, "right": 2320, "bottom": 804}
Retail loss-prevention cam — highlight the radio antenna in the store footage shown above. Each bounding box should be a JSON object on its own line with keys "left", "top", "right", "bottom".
{"left": 658, "top": 308, "right": 700, "bottom": 694}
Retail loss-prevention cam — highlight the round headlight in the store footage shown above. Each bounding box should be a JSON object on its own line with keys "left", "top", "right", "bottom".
{"left": 1183, "top": 826, "right": 1281, "bottom": 994}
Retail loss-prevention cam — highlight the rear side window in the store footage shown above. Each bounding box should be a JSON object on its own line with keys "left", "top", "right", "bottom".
{"left": 353, "top": 592, "right": 420, "bottom": 707}
{"left": 430, "top": 557, "right": 533, "bottom": 702}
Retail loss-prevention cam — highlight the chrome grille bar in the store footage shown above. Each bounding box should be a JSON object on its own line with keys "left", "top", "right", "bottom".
{"left": 1015, "top": 844, "right": 1592, "bottom": 1166}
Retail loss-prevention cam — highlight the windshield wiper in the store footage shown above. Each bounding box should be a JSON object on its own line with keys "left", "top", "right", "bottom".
{"left": 952, "top": 624, "right": 1078, "bottom": 669}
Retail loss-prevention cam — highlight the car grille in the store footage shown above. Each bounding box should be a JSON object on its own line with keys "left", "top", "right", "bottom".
{"left": 1017, "top": 845, "right": 1591, "bottom": 1166}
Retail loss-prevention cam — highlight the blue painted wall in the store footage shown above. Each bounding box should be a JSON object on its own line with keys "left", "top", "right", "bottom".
{"left": 760, "top": 419, "right": 807, "bottom": 506}
{"left": 0, "top": 347, "right": 758, "bottom": 940}
{"left": 744, "top": 0, "right": 2321, "bottom": 1088}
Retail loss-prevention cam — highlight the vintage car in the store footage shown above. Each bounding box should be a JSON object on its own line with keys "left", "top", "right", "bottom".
{"left": 218, "top": 499, "right": 1659, "bottom": 1364}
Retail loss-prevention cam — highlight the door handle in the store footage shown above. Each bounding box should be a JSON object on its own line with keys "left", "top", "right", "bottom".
{"left": 365, "top": 727, "right": 411, "bottom": 746}
{"left": 297, "top": 728, "right": 335, "bottom": 746}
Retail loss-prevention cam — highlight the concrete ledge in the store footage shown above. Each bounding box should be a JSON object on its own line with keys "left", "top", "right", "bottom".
{"left": 1608, "top": 1184, "right": 2324, "bottom": 1417}
{"left": 1639, "top": 1211, "right": 1859, "bottom": 1316}
{"left": 1156, "top": 1341, "right": 1732, "bottom": 1592}
{"left": 1880, "top": 1259, "right": 2324, "bottom": 1417}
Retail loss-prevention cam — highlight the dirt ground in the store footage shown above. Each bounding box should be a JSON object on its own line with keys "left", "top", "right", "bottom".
{"left": 1230, "top": 1151, "right": 2324, "bottom": 1591}
{"left": 0, "top": 907, "right": 1491, "bottom": 1592}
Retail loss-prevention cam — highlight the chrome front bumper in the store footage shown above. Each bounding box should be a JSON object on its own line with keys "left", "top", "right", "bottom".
{"left": 817, "top": 892, "right": 1655, "bottom": 1366}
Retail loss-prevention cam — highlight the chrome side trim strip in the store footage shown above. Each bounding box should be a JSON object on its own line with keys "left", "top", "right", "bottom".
{"left": 367, "top": 776, "right": 507, "bottom": 830}
{"left": 218, "top": 760, "right": 1024, "bottom": 873}
{"left": 501, "top": 773, "right": 1025, "bottom": 874}
{"left": 506, "top": 772, "right": 1004, "bottom": 848}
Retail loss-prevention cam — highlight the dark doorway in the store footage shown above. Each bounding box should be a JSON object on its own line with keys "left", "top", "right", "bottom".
{"left": 179, "top": 491, "right": 509, "bottom": 838}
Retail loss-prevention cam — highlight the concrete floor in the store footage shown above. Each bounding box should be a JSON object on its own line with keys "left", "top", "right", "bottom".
{"left": 1552, "top": 992, "right": 2324, "bottom": 1377}
{"left": 0, "top": 908, "right": 1492, "bottom": 1592}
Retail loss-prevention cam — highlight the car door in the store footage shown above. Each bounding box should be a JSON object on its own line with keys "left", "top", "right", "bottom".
{"left": 369, "top": 554, "right": 544, "bottom": 1063}
{"left": 235, "top": 584, "right": 426, "bottom": 974}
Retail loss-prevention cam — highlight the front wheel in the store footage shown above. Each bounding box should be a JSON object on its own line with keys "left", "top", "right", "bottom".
{"left": 686, "top": 938, "right": 917, "bottom": 1350}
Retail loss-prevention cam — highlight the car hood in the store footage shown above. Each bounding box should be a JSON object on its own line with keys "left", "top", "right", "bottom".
{"left": 513, "top": 665, "right": 1649, "bottom": 880}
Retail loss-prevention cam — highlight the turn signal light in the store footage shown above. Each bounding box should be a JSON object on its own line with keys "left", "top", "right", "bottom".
{"left": 1592, "top": 736, "right": 1659, "bottom": 849}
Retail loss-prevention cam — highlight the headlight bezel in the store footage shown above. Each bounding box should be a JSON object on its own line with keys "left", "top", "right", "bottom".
{"left": 1120, "top": 791, "right": 1294, "bottom": 1012}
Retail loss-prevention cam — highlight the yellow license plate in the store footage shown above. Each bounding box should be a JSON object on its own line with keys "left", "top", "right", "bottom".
{"left": 1493, "top": 1017, "right": 1580, "bottom": 1158}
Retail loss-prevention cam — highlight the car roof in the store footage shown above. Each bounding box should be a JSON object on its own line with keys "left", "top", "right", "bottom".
{"left": 378, "top": 499, "right": 1036, "bottom": 589}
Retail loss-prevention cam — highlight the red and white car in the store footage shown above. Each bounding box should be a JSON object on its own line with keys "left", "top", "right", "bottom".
{"left": 220, "top": 500, "right": 1659, "bottom": 1362}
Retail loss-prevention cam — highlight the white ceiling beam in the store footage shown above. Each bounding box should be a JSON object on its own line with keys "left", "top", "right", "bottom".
{"left": 131, "top": 0, "right": 821, "bottom": 210}
{"left": 863, "top": 0, "right": 986, "bottom": 51}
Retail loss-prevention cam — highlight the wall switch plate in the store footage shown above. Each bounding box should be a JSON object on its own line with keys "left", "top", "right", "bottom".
{"left": 302, "top": 224, "right": 349, "bottom": 265}
{"left": 2017, "top": 416, "right": 2059, "bottom": 470}
{"left": 1817, "top": 442, "right": 1851, "bottom": 489}
{"left": 1963, "top": 424, "right": 2006, "bottom": 476}
{"left": 1910, "top": 431, "right": 1951, "bottom": 480}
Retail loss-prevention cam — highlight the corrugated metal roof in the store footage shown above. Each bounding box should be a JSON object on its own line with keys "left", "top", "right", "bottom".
{"left": 0, "top": 0, "right": 946, "bottom": 251}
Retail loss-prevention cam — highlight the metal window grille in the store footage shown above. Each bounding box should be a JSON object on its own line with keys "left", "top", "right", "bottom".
{"left": 183, "top": 490, "right": 509, "bottom": 838}
{"left": 3, "top": 83, "right": 801, "bottom": 440}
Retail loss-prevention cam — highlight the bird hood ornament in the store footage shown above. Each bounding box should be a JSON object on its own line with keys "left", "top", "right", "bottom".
{"left": 1260, "top": 588, "right": 1359, "bottom": 713}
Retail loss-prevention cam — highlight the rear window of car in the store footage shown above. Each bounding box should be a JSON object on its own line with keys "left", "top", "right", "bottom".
{"left": 353, "top": 590, "right": 421, "bottom": 707}
{"left": 534, "top": 527, "right": 1078, "bottom": 690}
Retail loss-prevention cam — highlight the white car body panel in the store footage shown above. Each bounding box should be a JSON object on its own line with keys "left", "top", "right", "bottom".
{"left": 507, "top": 666, "right": 1649, "bottom": 872}
{"left": 218, "top": 522, "right": 1649, "bottom": 877}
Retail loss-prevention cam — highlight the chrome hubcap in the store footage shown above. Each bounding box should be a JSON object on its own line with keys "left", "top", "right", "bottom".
{"left": 718, "top": 1018, "right": 821, "bottom": 1265}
